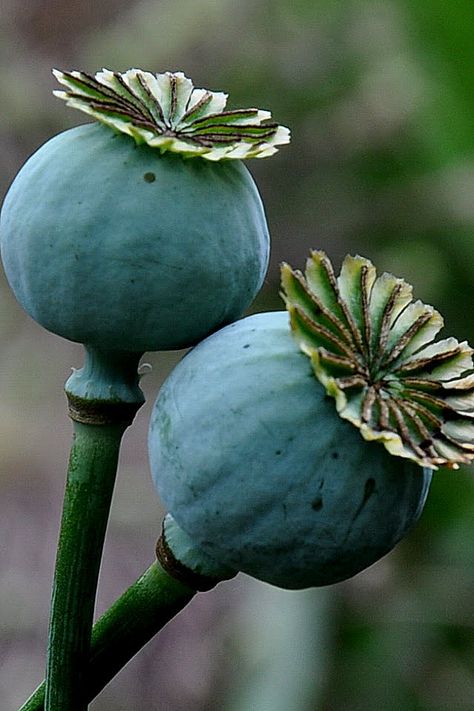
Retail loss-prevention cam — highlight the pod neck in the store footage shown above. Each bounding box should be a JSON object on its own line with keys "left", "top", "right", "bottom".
{"left": 65, "top": 345, "right": 145, "bottom": 426}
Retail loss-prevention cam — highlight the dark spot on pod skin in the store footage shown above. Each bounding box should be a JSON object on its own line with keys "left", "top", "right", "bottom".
{"left": 331, "top": 451, "right": 339, "bottom": 459}
{"left": 275, "top": 450, "right": 282, "bottom": 456}
{"left": 143, "top": 172, "right": 156, "bottom": 183}
{"left": 243, "top": 344, "right": 250, "bottom": 349}
{"left": 311, "top": 478, "right": 325, "bottom": 511}
{"left": 363, "top": 477, "right": 375, "bottom": 504}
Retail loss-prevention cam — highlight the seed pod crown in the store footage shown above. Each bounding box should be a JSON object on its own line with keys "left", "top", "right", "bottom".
{"left": 53, "top": 68, "right": 290, "bottom": 161}
{"left": 282, "top": 251, "right": 474, "bottom": 469}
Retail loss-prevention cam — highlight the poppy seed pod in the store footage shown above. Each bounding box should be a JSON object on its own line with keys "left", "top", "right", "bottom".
{"left": 149, "top": 311, "right": 431, "bottom": 588}
{"left": 149, "top": 252, "right": 474, "bottom": 589}
{"left": 0, "top": 69, "right": 289, "bottom": 352}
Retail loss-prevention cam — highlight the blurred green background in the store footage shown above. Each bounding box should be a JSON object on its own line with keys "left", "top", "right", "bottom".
{"left": 1, "top": 1, "right": 473, "bottom": 709}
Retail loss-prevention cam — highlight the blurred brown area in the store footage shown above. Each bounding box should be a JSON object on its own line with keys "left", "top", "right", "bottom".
{"left": 1, "top": 1, "right": 474, "bottom": 709}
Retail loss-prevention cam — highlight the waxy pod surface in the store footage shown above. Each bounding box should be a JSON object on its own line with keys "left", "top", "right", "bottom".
{"left": 149, "top": 311, "right": 432, "bottom": 589}
{"left": 0, "top": 123, "right": 270, "bottom": 352}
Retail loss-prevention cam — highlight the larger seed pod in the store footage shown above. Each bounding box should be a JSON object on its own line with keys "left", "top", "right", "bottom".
{"left": 0, "top": 70, "right": 289, "bottom": 352}
{"left": 149, "top": 311, "right": 431, "bottom": 589}
{"left": 149, "top": 251, "right": 474, "bottom": 589}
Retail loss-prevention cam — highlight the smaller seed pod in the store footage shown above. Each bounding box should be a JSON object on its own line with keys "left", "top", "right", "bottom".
{"left": 0, "top": 69, "right": 289, "bottom": 352}
{"left": 149, "top": 251, "right": 474, "bottom": 589}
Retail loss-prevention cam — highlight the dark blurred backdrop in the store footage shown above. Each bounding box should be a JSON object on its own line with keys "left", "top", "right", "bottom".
{"left": 1, "top": 1, "right": 473, "bottom": 709}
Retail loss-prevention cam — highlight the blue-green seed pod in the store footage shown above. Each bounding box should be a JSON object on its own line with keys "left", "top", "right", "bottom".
{"left": 0, "top": 123, "right": 270, "bottom": 351}
{"left": 149, "top": 311, "right": 432, "bottom": 589}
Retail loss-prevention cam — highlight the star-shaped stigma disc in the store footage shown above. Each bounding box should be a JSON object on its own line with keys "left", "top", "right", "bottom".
{"left": 53, "top": 68, "right": 290, "bottom": 160}
{"left": 282, "top": 251, "right": 474, "bottom": 469}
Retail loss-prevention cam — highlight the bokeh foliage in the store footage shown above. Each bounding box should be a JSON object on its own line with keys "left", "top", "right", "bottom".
{"left": 1, "top": 1, "right": 473, "bottom": 709}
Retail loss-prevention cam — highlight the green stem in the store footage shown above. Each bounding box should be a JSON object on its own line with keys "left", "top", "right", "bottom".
{"left": 20, "top": 562, "right": 196, "bottom": 711}
{"left": 45, "top": 421, "right": 125, "bottom": 710}
{"left": 44, "top": 346, "right": 144, "bottom": 711}
{"left": 21, "top": 516, "right": 234, "bottom": 711}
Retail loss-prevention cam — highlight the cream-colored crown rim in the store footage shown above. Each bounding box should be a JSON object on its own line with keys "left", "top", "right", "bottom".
{"left": 53, "top": 68, "right": 290, "bottom": 160}
{"left": 282, "top": 250, "right": 474, "bottom": 470}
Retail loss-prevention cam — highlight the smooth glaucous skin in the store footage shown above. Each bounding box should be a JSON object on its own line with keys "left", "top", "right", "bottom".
{"left": 0, "top": 123, "right": 270, "bottom": 352}
{"left": 149, "top": 311, "right": 432, "bottom": 589}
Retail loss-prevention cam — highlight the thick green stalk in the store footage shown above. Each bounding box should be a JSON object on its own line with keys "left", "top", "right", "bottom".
{"left": 20, "top": 562, "right": 196, "bottom": 711}
{"left": 21, "top": 517, "right": 232, "bottom": 711}
{"left": 45, "top": 421, "right": 125, "bottom": 710}
{"left": 44, "top": 346, "right": 144, "bottom": 711}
